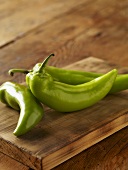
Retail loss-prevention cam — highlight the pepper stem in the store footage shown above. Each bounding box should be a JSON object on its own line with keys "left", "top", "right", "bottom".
{"left": 38, "top": 53, "right": 54, "bottom": 73}
{"left": 8, "top": 69, "right": 29, "bottom": 76}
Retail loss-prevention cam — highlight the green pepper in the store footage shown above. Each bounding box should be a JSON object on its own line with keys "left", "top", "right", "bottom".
{"left": 9, "top": 54, "right": 117, "bottom": 112}
{"left": 0, "top": 82, "right": 44, "bottom": 136}
{"left": 44, "top": 66, "right": 128, "bottom": 94}
{"left": 9, "top": 54, "right": 128, "bottom": 94}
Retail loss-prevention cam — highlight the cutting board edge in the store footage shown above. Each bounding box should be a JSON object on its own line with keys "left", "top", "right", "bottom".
{"left": 42, "top": 113, "right": 128, "bottom": 170}
{"left": 0, "top": 136, "right": 42, "bottom": 170}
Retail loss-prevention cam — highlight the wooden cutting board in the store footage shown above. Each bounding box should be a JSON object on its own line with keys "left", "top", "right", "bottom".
{"left": 0, "top": 57, "right": 128, "bottom": 170}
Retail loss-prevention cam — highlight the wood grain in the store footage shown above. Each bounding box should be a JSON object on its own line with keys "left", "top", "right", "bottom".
{"left": 0, "top": 0, "right": 90, "bottom": 47}
{"left": 0, "top": 151, "right": 29, "bottom": 170}
{"left": 54, "top": 0, "right": 128, "bottom": 67}
{"left": 0, "top": 0, "right": 128, "bottom": 169}
{"left": 53, "top": 126, "right": 128, "bottom": 170}
{"left": 0, "top": 0, "right": 94, "bottom": 84}
{"left": 0, "top": 57, "right": 128, "bottom": 170}
{"left": 0, "top": 0, "right": 127, "bottom": 85}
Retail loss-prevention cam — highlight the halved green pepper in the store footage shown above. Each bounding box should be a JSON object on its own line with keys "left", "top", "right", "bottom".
{"left": 0, "top": 82, "right": 44, "bottom": 136}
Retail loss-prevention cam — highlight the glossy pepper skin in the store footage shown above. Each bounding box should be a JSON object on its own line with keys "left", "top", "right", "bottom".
{"left": 9, "top": 54, "right": 128, "bottom": 94}
{"left": 25, "top": 54, "right": 117, "bottom": 112}
{"left": 36, "top": 65, "right": 128, "bottom": 94}
{"left": 0, "top": 82, "right": 44, "bottom": 136}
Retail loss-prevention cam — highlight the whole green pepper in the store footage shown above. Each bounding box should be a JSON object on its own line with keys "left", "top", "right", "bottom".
{"left": 44, "top": 66, "right": 128, "bottom": 94}
{"left": 9, "top": 54, "right": 128, "bottom": 94}
{"left": 10, "top": 54, "right": 117, "bottom": 112}
{"left": 0, "top": 82, "right": 44, "bottom": 136}
{"left": 28, "top": 56, "right": 117, "bottom": 112}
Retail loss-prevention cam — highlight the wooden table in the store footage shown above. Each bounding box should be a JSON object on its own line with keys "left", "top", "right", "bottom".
{"left": 0, "top": 0, "right": 128, "bottom": 169}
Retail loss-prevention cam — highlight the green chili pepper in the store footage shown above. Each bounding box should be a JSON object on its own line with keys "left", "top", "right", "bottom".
{"left": 44, "top": 66, "right": 128, "bottom": 94}
{"left": 33, "top": 64, "right": 128, "bottom": 94}
{"left": 0, "top": 82, "right": 44, "bottom": 136}
{"left": 9, "top": 54, "right": 117, "bottom": 112}
{"left": 9, "top": 54, "right": 128, "bottom": 94}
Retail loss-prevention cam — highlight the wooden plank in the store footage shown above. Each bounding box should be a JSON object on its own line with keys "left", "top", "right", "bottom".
{"left": 0, "top": 0, "right": 127, "bottom": 85}
{"left": 53, "top": 126, "right": 128, "bottom": 170}
{"left": 0, "top": 152, "right": 29, "bottom": 170}
{"left": 0, "top": 0, "right": 91, "bottom": 47}
{"left": 0, "top": 0, "right": 128, "bottom": 169}
{"left": 0, "top": 57, "right": 128, "bottom": 170}
{"left": 54, "top": 0, "right": 128, "bottom": 67}
{"left": 0, "top": 0, "right": 95, "bottom": 84}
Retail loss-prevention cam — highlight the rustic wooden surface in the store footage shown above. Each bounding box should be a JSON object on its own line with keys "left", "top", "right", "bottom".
{"left": 0, "top": 0, "right": 128, "bottom": 169}
{"left": 0, "top": 57, "right": 128, "bottom": 170}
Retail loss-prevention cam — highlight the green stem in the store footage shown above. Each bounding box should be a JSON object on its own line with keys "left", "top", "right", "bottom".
{"left": 38, "top": 53, "right": 54, "bottom": 73}
{"left": 8, "top": 54, "right": 55, "bottom": 76}
{"left": 8, "top": 69, "right": 29, "bottom": 76}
